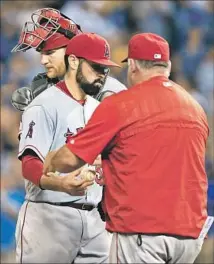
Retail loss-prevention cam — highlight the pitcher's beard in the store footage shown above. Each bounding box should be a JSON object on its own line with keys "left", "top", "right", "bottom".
{"left": 80, "top": 82, "right": 101, "bottom": 96}
{"left": 76, "top": 63, "right": 106, "bottom": 96}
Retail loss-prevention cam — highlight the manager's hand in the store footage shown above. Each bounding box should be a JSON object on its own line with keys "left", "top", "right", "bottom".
{"left": 43, "top": 150, "right": 57, "bottom": 174}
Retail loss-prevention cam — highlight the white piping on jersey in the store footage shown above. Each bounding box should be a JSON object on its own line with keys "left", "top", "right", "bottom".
{"left": 82, "top": 105, "right": 86, "bottom": 125}
{"left": 82, "top": 105, "right": 88, "bottom": 201}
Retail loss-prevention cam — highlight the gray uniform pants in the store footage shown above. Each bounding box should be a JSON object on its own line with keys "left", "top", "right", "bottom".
{"left": 110, "top": 233, "right": 204, "bottom": 263}
{"left": 15, "top": 201, "right": 111, "bottom": 263}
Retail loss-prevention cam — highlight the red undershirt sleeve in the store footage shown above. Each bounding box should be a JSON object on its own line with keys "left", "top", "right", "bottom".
{"left": 22, "top": 154, "right": 43, "bottom": 186}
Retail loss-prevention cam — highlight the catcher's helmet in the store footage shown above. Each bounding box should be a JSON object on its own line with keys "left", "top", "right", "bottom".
{"left": 11, "top": 8, "right": 82, "bottom": 52}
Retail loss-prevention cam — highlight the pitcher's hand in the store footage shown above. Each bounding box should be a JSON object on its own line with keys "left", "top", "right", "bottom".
{"left": 47, "top": 168, "right": 95, "bottom": 196}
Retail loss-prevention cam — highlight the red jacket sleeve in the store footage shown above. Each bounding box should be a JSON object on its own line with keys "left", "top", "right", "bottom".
{"left": 66, "top": 96, "right": 122, "bottom": 164}
{"left": 22, "top": 154, "right": 43, "bottom": 186}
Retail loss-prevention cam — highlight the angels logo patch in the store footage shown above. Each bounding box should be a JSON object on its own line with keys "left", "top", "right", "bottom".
{"left": 104, "top": 44, "right": 110, "bottom": 58}
{"left": 26, "top": 121, "right": 35, "bottom": 139}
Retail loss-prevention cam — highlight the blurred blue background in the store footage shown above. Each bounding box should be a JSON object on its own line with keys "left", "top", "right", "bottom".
{"left": 1, "top": 0, "right": 213, "bottom": 263}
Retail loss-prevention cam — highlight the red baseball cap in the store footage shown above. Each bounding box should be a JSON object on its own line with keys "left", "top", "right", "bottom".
{"left": 122, "top": 33, "right": 170, "bottom": 62}
{"left": 41, "top": 32, "right": 70, "bottom": 51}
{"left": 65, "top": 33, "right": 120, "bottom": 67}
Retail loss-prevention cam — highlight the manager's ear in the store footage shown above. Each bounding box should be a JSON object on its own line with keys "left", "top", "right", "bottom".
{"left": 167, "top": 60, "right": 172, "bottom": 77}
{"left": 128, "top": 59, "right": 139, "bottom": 73}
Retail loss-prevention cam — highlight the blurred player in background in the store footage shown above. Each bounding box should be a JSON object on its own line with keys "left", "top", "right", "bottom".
{"left": 11, "top": 8, "right": 126, "bottom": 263}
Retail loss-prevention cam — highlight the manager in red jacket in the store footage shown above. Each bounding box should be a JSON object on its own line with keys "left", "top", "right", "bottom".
{"left": 44, "top": 33, "right": 210, "bottom": 264}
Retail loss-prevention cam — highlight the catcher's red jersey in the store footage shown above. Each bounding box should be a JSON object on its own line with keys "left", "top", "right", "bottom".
{"left": 67, "top": 75, "right": 209, "bottom": 238}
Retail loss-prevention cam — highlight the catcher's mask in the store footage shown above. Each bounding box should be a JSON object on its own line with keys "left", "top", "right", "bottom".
{"left": 11, "top": 8, "right": 82, "bottom": 53}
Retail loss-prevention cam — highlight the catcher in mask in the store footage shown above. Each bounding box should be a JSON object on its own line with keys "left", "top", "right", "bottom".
{"left": 11, "top": 8, "right": 126, "bottom": 111}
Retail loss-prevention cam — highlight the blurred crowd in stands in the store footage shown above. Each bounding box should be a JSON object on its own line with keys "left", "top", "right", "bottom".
{"left": 1, "top": 1, "right": 213, "bottom": 262}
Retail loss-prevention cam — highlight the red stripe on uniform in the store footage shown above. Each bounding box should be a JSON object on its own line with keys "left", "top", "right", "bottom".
{"left": 20, "top": 201, "right": 30, "bottom": 264}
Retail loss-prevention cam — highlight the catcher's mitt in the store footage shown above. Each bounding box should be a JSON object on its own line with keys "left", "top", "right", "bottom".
{"left": 11, "top": 86, "right": 33, "bottom": 112}
{"left": 11, "top": 73, "right": 58, "bottom": 112}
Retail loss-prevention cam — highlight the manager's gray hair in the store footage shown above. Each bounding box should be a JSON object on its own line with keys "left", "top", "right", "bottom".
{"left": 135, "top": 59, "right": 169, "bottom": 69}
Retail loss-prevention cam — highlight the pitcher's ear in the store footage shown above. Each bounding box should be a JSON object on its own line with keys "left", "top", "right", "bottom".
{"left": 68, "top": 55, "right": 79, "bottom": 70}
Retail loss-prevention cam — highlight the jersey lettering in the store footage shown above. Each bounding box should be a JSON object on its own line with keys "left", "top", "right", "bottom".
{"left": 64, "top": 127, "right": 84, "bottom": 143}
{"left": 64, "top": 128, "right": 74, "bottom": 143}
{"left": 95, "top": 166, "right": 104, "bottom": 185}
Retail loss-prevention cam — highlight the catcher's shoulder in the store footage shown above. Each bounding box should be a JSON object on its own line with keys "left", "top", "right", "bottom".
{"left": 104, "top": 76, "right": 127, "bottom": 93}
{"left": 24, "top": 85, "right": 59, "bottom": 111}
{"left": 99, "top": 86, "right": 129, "bottom": 108}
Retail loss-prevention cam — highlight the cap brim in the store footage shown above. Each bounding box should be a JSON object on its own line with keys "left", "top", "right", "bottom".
{"left": 42, "top": 37, "right": 70, "bottom": 52}
{"left": 121, "top": 57, "right": 128, "bottom": 63}
{"left": 88, "top": 58, "right": 121, "bottom": 68}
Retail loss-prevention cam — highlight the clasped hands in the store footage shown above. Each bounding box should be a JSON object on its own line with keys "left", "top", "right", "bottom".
{"left": 42, "top": 152, "right": 102, "bottom": 196}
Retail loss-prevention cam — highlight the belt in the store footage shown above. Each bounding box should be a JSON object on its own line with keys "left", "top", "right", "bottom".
{"left": 28, "top": 200, "right": 95, "bottom": 211}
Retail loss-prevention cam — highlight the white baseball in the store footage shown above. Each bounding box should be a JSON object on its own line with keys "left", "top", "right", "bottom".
{"left": 54, "top": 171, "right": 60, "bottom": 176}
{"left": 82, "top": 170, "right": 95, "bottom": 181}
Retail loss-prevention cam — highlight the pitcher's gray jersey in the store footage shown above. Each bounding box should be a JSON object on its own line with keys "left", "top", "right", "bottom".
{"left": 18, "top": 84, "right": 101, "bottom": 205}
{"left": 16, "top": 78, "right": 126, "bottom": 264}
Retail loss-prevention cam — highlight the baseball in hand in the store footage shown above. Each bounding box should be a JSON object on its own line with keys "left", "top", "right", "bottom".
{"left": 47, "top": 171, "right": 60, "bottom": 177}
{"left": 82, "top": 170, "right": 95, "bottom": 181}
